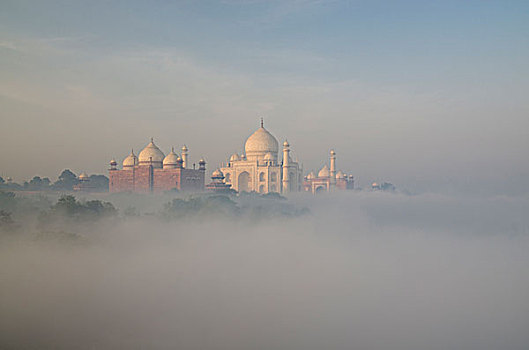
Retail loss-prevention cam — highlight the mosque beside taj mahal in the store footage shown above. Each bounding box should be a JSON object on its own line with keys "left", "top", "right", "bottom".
{"left": 108, "top": 119, "right": 354, "bottom": 194}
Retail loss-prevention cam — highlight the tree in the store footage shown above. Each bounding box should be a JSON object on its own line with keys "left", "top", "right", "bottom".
{"left": 0, "top": 191, "right": 16, "bottom": 211}
{"left": 24, "top": 176, "right": 51, "bottom": 191}
{"left": 88, "top": 174, "right": 109, "bottom": 191}
{"left": 52, "top": 169, "right": 78, "bottom": 190}
{"left": 0, "top": 210, "right": 14, "bottom": 226}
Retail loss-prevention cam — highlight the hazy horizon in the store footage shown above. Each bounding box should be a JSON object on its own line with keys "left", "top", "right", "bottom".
{"left": 1, "top": 0, "right": 528, "bottom": 196}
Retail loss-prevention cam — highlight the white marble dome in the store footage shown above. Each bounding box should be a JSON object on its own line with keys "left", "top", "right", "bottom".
{"left": 245, "top": 126, "right": 279, "bottom": 157}
{"left": 229, "top": 153, "right": 240, "bottom": 162}
{"left": 212, "top": 169, "right": 223, "bottom": 178}
{"left": 138, "top": 139, "right": 165, "bottom": 166}
{"left": 123, "top": 150, "right": 138, "bottom": 168}
{"left": 318, "top": 165, "right": 330, "bottom": 178}
{"left": 163, "top": 148, "right": 179, "bottom": 168}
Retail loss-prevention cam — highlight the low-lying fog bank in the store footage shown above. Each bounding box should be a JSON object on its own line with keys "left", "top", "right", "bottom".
{"left": 1, "top": 192, "right": 528, "bottom": 349}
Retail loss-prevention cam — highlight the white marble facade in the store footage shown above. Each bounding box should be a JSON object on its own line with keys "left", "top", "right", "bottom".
{"left": 220, "top": 120, "right": 302, "bottom": 194}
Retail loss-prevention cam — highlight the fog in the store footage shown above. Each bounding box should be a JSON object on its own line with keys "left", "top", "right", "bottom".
{"left": 1, "top": 192, "right": 528, "bottom": 349}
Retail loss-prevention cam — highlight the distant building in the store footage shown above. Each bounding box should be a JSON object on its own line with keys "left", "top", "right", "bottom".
{"left": 205, "top": 169, "right": 233, "bottom": 193}
{"left": 219, "top": 120, "right": 303, "bottom": 194}
{"left": 303, "top": 150, "right": 354, "bottom": 193}
{"left": 371, "top": 182, "right": 395, "bottom": 192}
{"left": 73, "top": 172, "right": 93, "bottom": 192}
{"left": 109, "top": 139, "right": 206, "bottom": 193}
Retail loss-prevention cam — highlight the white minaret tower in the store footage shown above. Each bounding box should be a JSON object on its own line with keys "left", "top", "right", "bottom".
{"left": 282, "top": 140, "right": 290, "bottom": 193}
{"left": 330, "top": 149, "right": 336, "bottom": 186}
{"left": 181, "top": 145, "right": 188, "bottom": 169}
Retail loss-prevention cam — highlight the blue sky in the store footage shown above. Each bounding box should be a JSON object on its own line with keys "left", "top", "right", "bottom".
{"left": 1, "top": 0, "right": 528, "bottom": 194}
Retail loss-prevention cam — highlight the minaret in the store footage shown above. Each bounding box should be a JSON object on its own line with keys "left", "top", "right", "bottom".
{"left": 330, "top": 149, "right": 336, "bottom": 186}
{"left": 282, "top": 140, "right": 290, "bottom": 193}
{"left": 181, "top": 145, "right": 188, "bottom": 169}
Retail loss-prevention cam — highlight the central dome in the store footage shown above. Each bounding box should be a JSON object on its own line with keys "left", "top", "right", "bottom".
{"left": 138, "top": 139, "right": 165, "bottom": 167}
{"left": 244, "top": 126, "right": 279, "bottom": 160}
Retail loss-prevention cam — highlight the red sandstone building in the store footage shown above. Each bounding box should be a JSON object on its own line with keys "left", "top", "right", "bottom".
{"left": 109, "top": 139, "right": 206, "bottom": 193}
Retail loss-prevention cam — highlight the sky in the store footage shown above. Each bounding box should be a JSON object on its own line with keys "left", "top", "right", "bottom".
{"left": 1, "top": 0, "right": 528, "bottom": 195}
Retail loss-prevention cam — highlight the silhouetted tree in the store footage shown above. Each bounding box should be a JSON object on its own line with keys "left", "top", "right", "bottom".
{"left": 88, "top": 174, "right": 109, "bottom": 191}
{"left": 0, "top": 210, "right": 14, "bottom": 226}
{"left": 52, "top": 169, "right": 78, "bottom": 190}
{"left": 0, "top": 191, "right": 16, "bottom": 212}
{"left": 24, "top": 176, "right": 51, "bottom": 191}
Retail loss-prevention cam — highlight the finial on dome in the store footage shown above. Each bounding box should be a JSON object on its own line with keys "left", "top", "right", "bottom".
{"left": 260, "top": 117, "right": 264, "bottom": 128}
{"left": 151, "top": 137, "right": 154, "bottom": 143}
{"left": 171, "top": 146, "right": 174, "bottom": 152}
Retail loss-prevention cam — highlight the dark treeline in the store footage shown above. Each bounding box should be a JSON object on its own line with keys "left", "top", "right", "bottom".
{"left": 0, "top": 190, "right": 309, "bottom": 238}
{"left": 0, "top": 169, "right": 109, "bottom": 192}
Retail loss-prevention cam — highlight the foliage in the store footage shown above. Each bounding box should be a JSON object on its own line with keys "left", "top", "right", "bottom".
{"left": 162, "top": 195, "right": 239, "bottom": 219}
{"left": 161, "top": 193, "right": 309, "bottom": 221}
{"left": 0, "top": 210, "right": 14, "bottom": 226}
{"left": 39, "top": 195, "right": 117, "bottom": 229}
{"left": 23, "top": 176, "right": 51, "bottom": 191}
{"left": 88, "top": 174, "right": 109, "bottom": 191}
{"left": 51, "top": 169, "right": 79, "bottom": 190}
{"left": 0, "top": 191, "right": 16, "bottom": 212}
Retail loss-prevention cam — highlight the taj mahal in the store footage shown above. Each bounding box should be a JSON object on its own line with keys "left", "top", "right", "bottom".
{"left": 219, "top": 119, "right": 303, "bottom": 194}
{"left": 108, "top": 119, "right": 354, "bottom": 194}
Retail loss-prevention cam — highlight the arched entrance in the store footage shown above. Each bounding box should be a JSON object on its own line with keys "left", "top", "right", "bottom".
{"left": 315, "top": 185, "right": 326, "bottom": 194}
{"left": 238, "top": 172, "right": 250, "bottom": 192}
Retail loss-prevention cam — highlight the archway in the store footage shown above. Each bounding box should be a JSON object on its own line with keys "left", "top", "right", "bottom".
{"left": 315, "top": 185, "right": 326, "bottom": 194}
{"left": 238, "top": 172, "right": 250, "bottom": 192}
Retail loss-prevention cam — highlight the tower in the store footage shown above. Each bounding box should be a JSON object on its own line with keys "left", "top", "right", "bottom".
{"left": 181, "top": 145, "right": 188, "bottom": 169}
{"left": 282, "top": 140, "right": 290, "bottom": 193}
{"left": 330, "top": 149, "right": 336, "bottom": 186}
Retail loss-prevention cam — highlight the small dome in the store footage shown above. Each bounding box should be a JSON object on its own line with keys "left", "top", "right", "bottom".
{"left": 212, "top": 169, "right": 223, "bottom": 178}
{"left": 181, "top": 144, "right": 188, "bottom": 152}
{"left": 318, "top": 165, "right": 330, "bottom": 178}
{"left": 330, "top": 149, "right": 336, "bottom": 156}
{"left": 110, "top": 159, "right": 117, "bottom": 166}
{"left": 199, "top": 158, "right": 206, "bottom": 164}
{"left": 123, "top": 150, "right": 138, "bottom": 167}
{"left": 138, "top": 139, "right": 165, "bottom": 165}
{"left": 163, "top": 148, "right": 179, "bottom": 167}
{"left": 307, "top": 171, "right": 315, "bottom": 180}
{"left": 229, "top": 153, "right": 240, "bottom": 162}
{"left": 283, "top": 140, "right": 289, "bottom": 147}
{"left": 78, "top": 172, "right": 88, "bottom": 180}
{"left": 245, "top": 125, "right": 279, "bottom": 156}
{"left": 336, "top": 170, "right": 345, "bottom": 179}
